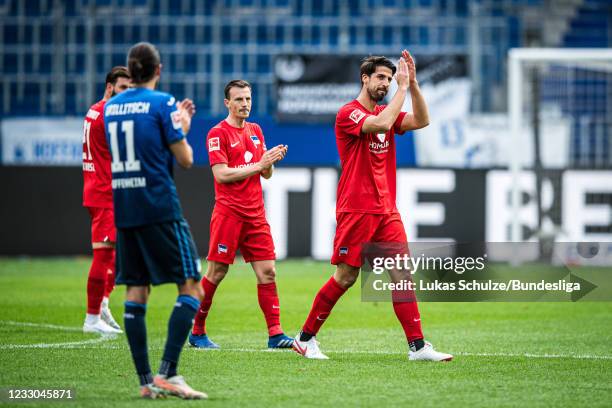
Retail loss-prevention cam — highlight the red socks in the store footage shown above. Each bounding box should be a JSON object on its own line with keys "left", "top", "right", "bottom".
{"left": 302, "top": 276, "right": 347, "bottom": 335}
{"left": 87, "top": 248, "right": 114, "bottom": 314}
{"left": 257, "top": 282, "right": 283, "bottom": 336}
{"left": 392, "top": 289, "right": 423, "bottom": 342}
{"left": 192, "top": 277, "right": 218, "bottom": 336}
{"left": 103, "top": 250, "right": 116, "bottom": 298}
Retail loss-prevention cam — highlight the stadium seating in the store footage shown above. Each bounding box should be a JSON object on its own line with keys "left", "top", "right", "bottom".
{"left": 0, "top": 0, "right": 609, "bottom": 159}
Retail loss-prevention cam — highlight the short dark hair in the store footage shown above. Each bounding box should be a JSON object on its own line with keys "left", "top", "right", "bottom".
{"left": 224, "top": 79, "right": 251, "bottom": 99}
{"left": 127, "top": 42, "right": 161, "bottom": 84}
{"left": 105, "top": 66, "right": 130, "bottom": 86}
{"left": 360, "top": 56, "right": 396, "bottom": 85}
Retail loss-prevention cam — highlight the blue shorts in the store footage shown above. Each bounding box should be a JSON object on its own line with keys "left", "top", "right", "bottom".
{"left": 116, "top": 218, "right": 201, "bottom": 286}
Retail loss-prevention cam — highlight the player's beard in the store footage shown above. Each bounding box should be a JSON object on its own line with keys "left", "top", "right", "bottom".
{"left": 367, "top": 85, "right": 387, "bottom": 102}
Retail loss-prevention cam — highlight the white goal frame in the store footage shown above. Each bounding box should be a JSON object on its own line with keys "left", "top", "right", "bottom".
{"left": 507, "top": 48, "right": 612, "bottom": 245}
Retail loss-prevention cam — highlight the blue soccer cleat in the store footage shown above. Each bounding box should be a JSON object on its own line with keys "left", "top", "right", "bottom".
{"left": 268, "top": 333, "right": 294, "bottom": 349}
{"left": 188, "top": 333, "right": 220, "bottom": 349}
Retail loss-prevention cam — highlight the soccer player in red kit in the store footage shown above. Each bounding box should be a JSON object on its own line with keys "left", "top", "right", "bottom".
{"left": 189, "top": 79, "right": 294, "bottom": 349}
{"left": 293, "top": 51, "right": 453, "bottom": 361}
{"left": 82, "top": 66, "right": 130, "bottom": 334}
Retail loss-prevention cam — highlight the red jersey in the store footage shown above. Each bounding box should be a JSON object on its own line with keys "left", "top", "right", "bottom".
{"left": 207, "top": 120, "right": 267, "bottom": 220}
{"left": 335, "top": 99, "right": 406, "bottom": 214}
{"left": 82, "top": 99, "right": 113, "bottom": 208}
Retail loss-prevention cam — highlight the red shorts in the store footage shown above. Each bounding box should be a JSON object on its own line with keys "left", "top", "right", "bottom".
{"left": 87, "top": 207, "right": 116, "bottom": 244}
{"left": 331, "top": 212, "right": 407, "bottom": 268}
{"left": 207, "top": 209, "right": 275, "bottom": 264}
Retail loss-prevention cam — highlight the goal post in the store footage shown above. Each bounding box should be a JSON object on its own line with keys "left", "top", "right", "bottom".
{"left": 507, "top": 48, "right": 612, "bottom": 261}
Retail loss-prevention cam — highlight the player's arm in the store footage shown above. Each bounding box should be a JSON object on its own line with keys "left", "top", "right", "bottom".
{"left": 212, "top": 145, "right": 286, "bottom": 184}
{"left": 261, "top": 166, "right": 273, "bottom": 179}
{"left": 170, "top": 139, "right": 193, "bottom": 169}
{"left": 398, "top": 50, "right": 430, "bottom": 132}
{"left": 361, "top": 57, "right": 410, "bottom": 134}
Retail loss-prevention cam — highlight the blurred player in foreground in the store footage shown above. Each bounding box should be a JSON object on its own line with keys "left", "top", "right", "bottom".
{"left": 293, "top": 51, "right": 453, "bottom": 362}
{"left": 189, "top": 80, "right": 293, "bottom": 349}
{"left": 82, "top": 66, "right": 130, "bottom": 335}
{"left": 105, "top": 42, "right": 206, "bottom": 399}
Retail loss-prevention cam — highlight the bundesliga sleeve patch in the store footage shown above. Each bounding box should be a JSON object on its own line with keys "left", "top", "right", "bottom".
{"left": 171, "top": 110, "right": 182, "bottom": 130}
{"left": 208, "top": 137, "right": 220, "bottom": 152}
{"left": 349, "top": 109, "right": 366, "bottom": 124}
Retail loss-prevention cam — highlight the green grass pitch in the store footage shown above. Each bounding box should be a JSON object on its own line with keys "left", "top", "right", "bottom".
{"left": 0, "top": 258, "right": 611, "bottom": 407}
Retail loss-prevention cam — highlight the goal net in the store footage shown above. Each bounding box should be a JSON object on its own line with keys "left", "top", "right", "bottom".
{"left": 506, "top": 48, "right": 612, "bottom": 264}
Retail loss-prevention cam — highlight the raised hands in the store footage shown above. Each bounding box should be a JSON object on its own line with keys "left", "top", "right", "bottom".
{"left": 177, "top": 98, "right": 196, "bottom": 133}
{"left": 395, "top": 56, "right": 410, "bottom": 91}
{"left": 401, "top": 49, "right": 416, "bottom": 85}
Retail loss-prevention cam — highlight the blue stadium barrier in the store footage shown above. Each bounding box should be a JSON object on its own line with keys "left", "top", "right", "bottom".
{"left": 186, "top": 115, "right": 417, "bottom": 167}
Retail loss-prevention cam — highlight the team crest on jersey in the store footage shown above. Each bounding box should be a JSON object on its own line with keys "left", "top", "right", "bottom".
{"left": 339, "top": 247, "right": 349, "bottom": 255}
{"left": 349, "top": 109, "right": 366, "bottom": 124}
{"left": 244, "top": 151, "right": 253, "bottom": 163}
{"left": 217, "top": 243, "right": 228, "bottom": 254}
{"left": 250, "top": 135, "right": 260, "bottom": 146}
{"left": 208, "top": 137, "right": 220, "bottom": 152}
{"left": 171, "top": 110, "right": 182, "bottom": 129}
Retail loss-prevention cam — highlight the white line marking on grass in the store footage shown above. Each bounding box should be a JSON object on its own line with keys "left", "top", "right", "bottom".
{"left": 2, "top": 320, "right": 83, "bottom": 332}
{"left": 2, "top": 321, "right": 610, "bottom": 361}
{"left": 0, "top": 320, "right": 117, "bottom": 349}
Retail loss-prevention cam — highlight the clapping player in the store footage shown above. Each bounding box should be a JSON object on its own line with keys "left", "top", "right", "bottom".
{"left": 188, "top": 80, "right": 294, "bottom": 350}
{"left": 293, "top": 51, "right": 453, "bottom": 362}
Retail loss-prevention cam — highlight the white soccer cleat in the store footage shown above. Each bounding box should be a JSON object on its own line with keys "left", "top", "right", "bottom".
{"left": 408, "top": 341, "right": 453, "bottom": 362}
{"left": 100, "top": 304, "right": 122, "bottom": 331}
{"left": 153, "top": 375, "right": 208, "bottom": 400}
{"left": 292, "top": 334, "right": 329, "bottom": 360}
{"left": 83, "top": 318, "right": 123, "bottom": 335}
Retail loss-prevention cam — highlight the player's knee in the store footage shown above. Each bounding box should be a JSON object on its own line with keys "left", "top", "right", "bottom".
{"left": 335, "top": 265, "right": 359, "bottom": 288}
{"left": 262, "top": 266, "right": 276, "bottom": 281}
{"left": 206, "top": 262, "right": 228, "bottom": 285}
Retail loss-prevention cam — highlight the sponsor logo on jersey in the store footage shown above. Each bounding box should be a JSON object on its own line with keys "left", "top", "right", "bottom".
{"left": 171, "top": 110, "right": 182, "bottom": 130}
{"left": 209, "top": 137, "right": 220, "bottom": 152}
{"left": 369, "top": 133, "right": 390, "bottom": 154}
{"left": 349, "top": 109, "right": 366, "bottom": 124}
{"left": 250, "top": 135, "right": 260, "bottom": 146}
{"left": 339, "top": 247, "right": 349, "bottom": 255}
{"left": 244, "top": 151, "right": 253, "bottom": 163}
{"left": 167, "top": 96, "right": 176, "bottom": 106}
{"left": 230, "top": 141, "right": 240, "bottom": 148}
{"left": 218, "top": 243, "right": 228, "bottom": 254}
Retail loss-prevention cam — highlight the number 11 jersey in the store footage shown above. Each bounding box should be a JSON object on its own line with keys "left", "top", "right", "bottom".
{"left": 104, "top": 87, "right": 185, "bottom": 228}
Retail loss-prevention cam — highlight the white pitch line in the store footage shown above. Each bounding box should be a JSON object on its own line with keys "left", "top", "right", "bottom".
{"left": 2, "top": 321, "right": 611, "bottom": 361}
{"left": 2, "top": 320, "right": 83, "bottom": 332}
{"left": 0, "top": 320, "right": 117, "bottom": 350}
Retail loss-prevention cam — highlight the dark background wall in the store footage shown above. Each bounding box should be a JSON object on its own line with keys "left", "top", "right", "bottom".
{"left": 0, "top": 166, "right": 488, "bottom": 257}
{"left": 0, "top": 166, "right": 215, "bottom": 256}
